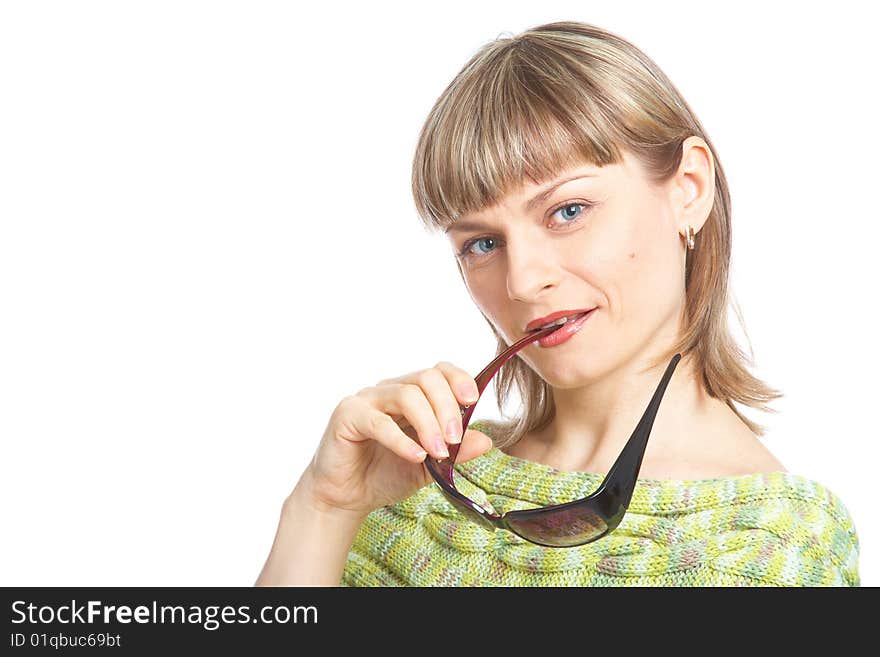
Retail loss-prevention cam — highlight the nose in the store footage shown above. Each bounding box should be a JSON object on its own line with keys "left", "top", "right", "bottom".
{"left": 505, "top": 238, "right": 559, "bottom": 303}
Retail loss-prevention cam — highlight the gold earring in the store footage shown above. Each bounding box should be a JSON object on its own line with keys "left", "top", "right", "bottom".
{"left": 686, "top": 225, "right": 695, "bottom": 250}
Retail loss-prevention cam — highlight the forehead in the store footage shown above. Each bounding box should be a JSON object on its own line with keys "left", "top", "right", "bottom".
{"left": 512, "top": 149, "right": 643, "bottom": 200}
{"left": 446, "top": 158, "right": 629, "bottom": 234}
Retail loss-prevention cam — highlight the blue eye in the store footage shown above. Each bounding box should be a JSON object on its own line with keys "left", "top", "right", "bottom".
{"left": 457, "top": 201, "right": 592, "bottom": 261}
{"left": 467, "top": 237, "right": 498, "bottom": 257}
{"left": 553, "top": 203, "right": 584, "bottom": 223}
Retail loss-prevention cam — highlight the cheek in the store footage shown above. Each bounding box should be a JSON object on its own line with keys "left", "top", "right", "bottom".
{"left": 601, "top": 214, "right": 678, "bottom": 314}
{"left": 622, "top": 231, "right": 684, "bottom": 315}
{"left": 463, "top": 277, "right": 505, "bottom": 325}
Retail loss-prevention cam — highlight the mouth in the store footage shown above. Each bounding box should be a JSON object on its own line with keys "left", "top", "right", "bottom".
{"left": 526, "top": 309, "right": 595, "bottom": 335}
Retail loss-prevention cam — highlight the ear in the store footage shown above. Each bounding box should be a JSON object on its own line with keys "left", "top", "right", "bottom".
{"left": 669, "top": 136, "right": 715, "bottom": 243}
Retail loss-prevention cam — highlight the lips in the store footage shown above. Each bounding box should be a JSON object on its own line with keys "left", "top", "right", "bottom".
{"left": 525, "top": 308, "right": 595, "bottom": 333}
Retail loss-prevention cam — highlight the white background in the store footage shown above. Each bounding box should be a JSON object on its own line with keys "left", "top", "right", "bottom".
{"left": 1, "top": 1, "right": 877, "bottom": 586}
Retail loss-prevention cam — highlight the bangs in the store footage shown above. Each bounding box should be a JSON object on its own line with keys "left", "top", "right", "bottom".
{"left": 412, "top": 41, "right": 627, "bottom": 232}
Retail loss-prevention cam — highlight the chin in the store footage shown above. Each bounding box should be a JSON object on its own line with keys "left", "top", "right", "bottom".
{"left": 526, "top": 350, "right": 598, "bottom": 387}
{"left": 538, "top": 336, "right": 619, "bottom": 385}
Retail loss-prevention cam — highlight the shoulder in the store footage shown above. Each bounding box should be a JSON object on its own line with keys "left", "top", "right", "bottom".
{"left": 706, "top": 472, "right": 860, "bottom": 585}
{"left": 625, "top": 469, "right": 860, "bottom": 586}
{"left": 633, "top": 440, "right": 786, "bottom": 481}
{"left": 656, "top": 424, "right": 788, "bottom": 480}
{"left": 715, "top": 430, "right": 788, "bottom": 477}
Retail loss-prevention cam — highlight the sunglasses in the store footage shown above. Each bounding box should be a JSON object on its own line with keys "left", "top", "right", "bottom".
{"left": 424, "top": 322, "right": 682, "bottom": 548}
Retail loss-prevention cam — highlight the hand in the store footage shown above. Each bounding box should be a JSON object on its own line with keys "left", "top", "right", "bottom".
{"left": 299, "top": 361, "right": 493, "bottom": 517}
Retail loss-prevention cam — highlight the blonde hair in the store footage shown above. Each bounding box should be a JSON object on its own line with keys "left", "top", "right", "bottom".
{"left": 410, "top": 21, "right": 782, "bottom": 449}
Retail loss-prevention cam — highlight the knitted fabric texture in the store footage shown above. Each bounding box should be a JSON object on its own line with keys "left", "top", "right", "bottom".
{"left": 341, "top": 421, "right": 860, "bottom": 586}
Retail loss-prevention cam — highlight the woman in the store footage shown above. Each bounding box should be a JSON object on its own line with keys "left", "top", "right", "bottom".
{"left": 256, "top": 21, "right": 859, "bottom": 586}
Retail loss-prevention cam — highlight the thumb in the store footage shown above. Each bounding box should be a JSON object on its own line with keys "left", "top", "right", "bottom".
{"left": 455, "top": 429, "right": 494, "bottom": 462}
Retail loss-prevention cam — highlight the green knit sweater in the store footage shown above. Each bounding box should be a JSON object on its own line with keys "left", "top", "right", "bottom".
{"left": 341, "top": 421, "right": 860, "bottom": 586}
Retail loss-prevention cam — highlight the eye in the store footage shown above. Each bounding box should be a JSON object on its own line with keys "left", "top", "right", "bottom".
{"left": 551, "top": 203, "right": 585, "bottom": 224}
{"left": 461, "top": 236, "right": 499, "bottom": 258}
{"left": 456, "top": 201, "right": 593, "bottom": 262}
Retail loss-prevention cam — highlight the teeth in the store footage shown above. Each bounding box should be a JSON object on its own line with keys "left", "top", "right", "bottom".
{"left": 539, "top": 314, "right": 579, "bottom": 330}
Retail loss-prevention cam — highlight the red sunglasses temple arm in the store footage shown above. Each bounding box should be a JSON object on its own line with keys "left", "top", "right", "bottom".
{"left": 475, "top": 328, "right": 557, "bottom": 393}
{"left": 448, "top": 326, "right": 558, "bottom": 463}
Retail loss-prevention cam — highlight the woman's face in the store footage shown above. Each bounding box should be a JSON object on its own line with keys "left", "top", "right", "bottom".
{"left": 447, "top": 147, "right": 695, "bottom": 387}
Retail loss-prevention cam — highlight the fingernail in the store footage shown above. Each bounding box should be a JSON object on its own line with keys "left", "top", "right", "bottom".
{"left": 446, "top": 419, "right": 462, "bottom": 444}
{"left": 458, "top": 385, "right": 479, "bottom": 403}
{"left": 434, "top": 435, "right": 449, "bottom": 458}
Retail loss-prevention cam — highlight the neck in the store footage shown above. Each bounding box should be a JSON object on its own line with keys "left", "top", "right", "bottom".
{"left": 505, "top": 349, "right": 747, "bottom": 475}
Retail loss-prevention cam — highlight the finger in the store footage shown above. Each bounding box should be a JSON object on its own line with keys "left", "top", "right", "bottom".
{"left": 433, "top": 361, "right": 481, "bottom": 407}
{"left": 359, "top": 383, "right": 449, "bottom": 460}
{"left": 454, "top": 429, "right": 494, "bottom": 462}
{"left": 373, "top": 369, "right": 421, "bottom": 387}
{"left": 345, "top": 398, "right": 429, "bottom": 464}
{"left": 379, "top": 363, "right": 480, "bottom": 407}
{"left": 409, "top": 367, "right": 470, "bottom": 446}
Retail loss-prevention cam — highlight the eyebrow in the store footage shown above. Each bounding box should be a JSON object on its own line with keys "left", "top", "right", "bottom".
{"left": 444, "top": 173, "right": 598, "bottom": 234}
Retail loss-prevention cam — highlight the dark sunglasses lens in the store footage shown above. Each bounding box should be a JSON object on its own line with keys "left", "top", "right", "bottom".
{"left": 505, "top": 506, "right": 609, "bottom": 547}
